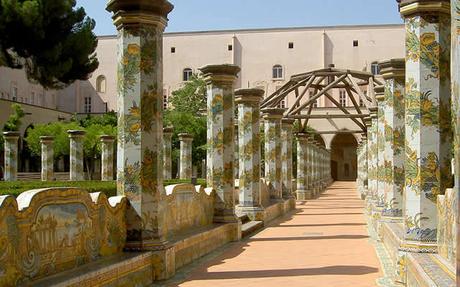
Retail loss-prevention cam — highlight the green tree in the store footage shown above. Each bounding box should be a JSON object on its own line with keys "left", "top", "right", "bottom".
{"left": 79, "top": 111, "right": 118, "bottom": 128}
{"left": 3, "top": 103, "right": 25, "bottom": 132}
{"left": 168, "top": 74, "right": 207, "bottom": 114}
{"left": 165, "top": 74, "right": 207, "bottom": 177}
{"left": 25, "top": 121, "right": 81, "bottom": 158}
{"left": 82, "top": 123, "right": 116, "bottom": 179}
{"left": 0, "top": 0, "right": 99, "bottom": 89}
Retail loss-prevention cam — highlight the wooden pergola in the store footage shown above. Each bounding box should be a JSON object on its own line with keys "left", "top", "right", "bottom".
{"left": 260, "top": 68, "right": 381, "bottom": 133}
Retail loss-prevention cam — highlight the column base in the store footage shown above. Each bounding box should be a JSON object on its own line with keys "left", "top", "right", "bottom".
{"left": 235, "top": 205, "right": 266, "bottom": 221}
{"left": 296, "top": 189, "right": 314, "bottom": 200}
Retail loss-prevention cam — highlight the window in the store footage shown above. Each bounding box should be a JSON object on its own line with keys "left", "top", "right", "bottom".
{"left": 371, "top": 63, "right": 380, "bottom": 75}
{"left": 272, "top": 65, "right": 283, "bottom": 79}
{"left": 163, "top": 89, "right": 168, "bottom": 110}
{"left": 353, "top": 40, "right": 359, "bottom": 47}
{"left": 84, "top": 97, "right": 92, "bottom": 113}
{"left": 11, "top": 87, "right": 17, "bottom": 101}
{"left": 278, "top": 99, "right": 286, "bottom": 109}
{"left": 288, "top": 42, "right": 294, "bottom": 49}
{"left": 183, "top": 68, "right": 193, "bottom": 81}
{"left": 339, "top": 90, "right": 347, "bottom": 106}
{"left": 228, "top": 45, "right": 233, "bottom": 51}
{"left": 171, "top": 47, "right": 176, "bottom": 53}
{"left": 96, "top": 75, "right": 106, "bottom": 93}
{"left": 310, "top": 90, "right": 318, "bottom": 108}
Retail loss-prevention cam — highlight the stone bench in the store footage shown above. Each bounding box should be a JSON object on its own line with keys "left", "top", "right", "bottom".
{"left": 30, "top": 252, "right": 154, "bottom": 287}
{"left": 406, "top": 253, "right": 455, "bottom": 287}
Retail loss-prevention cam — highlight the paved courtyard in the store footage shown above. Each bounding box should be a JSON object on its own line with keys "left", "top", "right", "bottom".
{"left": 164, "top": 182, "right": 383, "bottom": 287}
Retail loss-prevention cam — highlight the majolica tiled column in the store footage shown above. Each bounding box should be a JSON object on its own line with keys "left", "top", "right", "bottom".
{"left": 235, "top": 88, "right": 264, "bottom": 219}
{"left": 364, "top": 116, "right": 374, "bottom": 204}
{"left": 200, "top": 64, "right": 240, "bottom": 223}
{"left": 319, "top": 146, "right": 324, "bottom": 192}
{"left": 308, "top": 137, "right": 317, "bottom": 196}
{"left": 107, "top": 0, "right": 173, "bottom": 254}
{"left": 281, "top": 118, "right": 295, "bottom": 199}
{"left": 369, "top": 109, "right": 379, "bottom": 204}
{"left": 361, "top": 134, "right": 369, "bottom": 199}
{"left": 326, "top": 148, "right": 332, "bottom": 185}
{"left": 400, "top": 0, "right": 452, "bottom": 249}
{"left": 380, "top": 59, "right": 406, "bottom": 217}
{"left": 357, "top": 143, "right": 364, "bottom": 197}
{"left": 3, "top": 132, "right": 19, "bottom": 181}
{"left": 311, "top": 140, "right": 319, "bottom": 196}
{"left": 163, "top": 127, "right": 173, "bottom": 180}
{"left": 40, "top": 136, "right": 54, "bottom": 182}
{"left": 100, "top": 135, "right": 115, "bottom": 181}
{"left": 68, "top": 130, "right": 85, "bottom": 181}
{"left": 262, "top": 108, "right": 286, "bottom": 200}
{"left": 321, "top": 148, "right": 327, "bottom": 190}
{"left": 179, "top": 133, "right": 193, "bottom": 180}
{"left": 451, "top": 0, "right": 460, "bottom": 278}
{"left": 296, "top": 133, "right": 310, "bottom": 200}
{"left": 375, "top": 86, "right": 386, "bottom": 208}
{"left": 234, "top": 123, "right": 239, "bottom": 180}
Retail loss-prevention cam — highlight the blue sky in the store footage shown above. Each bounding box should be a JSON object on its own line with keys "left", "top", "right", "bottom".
{"left": 76, "top": 0, "right": 403, "bottom": 36}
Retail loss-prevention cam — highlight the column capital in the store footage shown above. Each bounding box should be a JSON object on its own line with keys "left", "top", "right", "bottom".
{"left": 200, "top": 64, "right": 240, "bottom": 84}
{"left": 262, "top": 108, "right": 286, "bottom": 120}
{"left": 399, "top": 0, "right": 450, "bottom": 17}
{"left": 296, "top": 132, "right": 310, "bottom": 141}
{"left": 374, "top": 85, "right": 385, "bottom": 102}
{"left": 106, "top": 0, "right": 174, "bottom": 30}
{"left": 67, "top": 130, "right": 86, "bottom": 139}
{"left": 378, "top": 58, "right": 405, "bottom": 80}
{"left": 100, "top": 135, "right": 116, "bottom": 143}
{"left": 3, "top": 131, "right": 20, "bottom": 139}
{"left": 369, "top": 107, "right": 378, "bottom": 116}
{"left": 40, "top": 136, "right": 55, "bottom": 143}
{"left": 235, "top": 88, "right": 264, "bottom": 105}
{"left": 163, "top": 127, "right": 174, "bottom": 136}
{"left": 364, "top": 116, "right": 372, "bottom": 127}
{"left": 281, "top": 118, "right": 296, "bottom": 126}
{"left": 178, "top": 133, "right": 193, "bottom": 141}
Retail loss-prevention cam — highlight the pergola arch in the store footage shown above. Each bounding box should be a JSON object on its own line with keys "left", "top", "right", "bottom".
{"left": 261, "top": 67, "right": 382, "bottom": 134}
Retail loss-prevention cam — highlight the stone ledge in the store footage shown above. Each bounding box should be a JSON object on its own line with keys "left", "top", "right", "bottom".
{"left": 32, "top": 252, "right": 154, "bottom": 287}
{"left": 406, "top": 253, "right": 455, "bottom": 287}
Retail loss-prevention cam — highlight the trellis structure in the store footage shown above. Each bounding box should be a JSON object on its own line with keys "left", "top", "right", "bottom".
{"left": 260, "top": 67, "right": 382, "bottom": 133}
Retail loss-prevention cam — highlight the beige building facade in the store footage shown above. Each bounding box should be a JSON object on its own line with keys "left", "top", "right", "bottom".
{"left": 0, "top": 24, "right": 405, "bottom": 114}
{"left": 0, "top": 24, "right": 405, "bottom": 180}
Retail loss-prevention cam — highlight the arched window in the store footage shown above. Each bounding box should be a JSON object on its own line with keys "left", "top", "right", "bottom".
{"left": 183, "top": 68, "right": 193, "bottom": 81}
{"left": 272, "top": 65, "right": 283, "bottom": 79}
{"left": 96, "top": 75, "right": 106, "bottom": 93}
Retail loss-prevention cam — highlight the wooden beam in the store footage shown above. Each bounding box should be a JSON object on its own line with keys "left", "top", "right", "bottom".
{"left": 286, "top": 76, "right": 316, "bottom": 114}
{"left": 290, "top": 74, "right": 347, "bottom": 115}
{"left": 346, "top": 75, "right": 373, "bottom": 106}
{"left": 315, "top": 130, "right": 363, "bottom": 134}
{"left": 323, "top": 91, "right": 366, "bottom": 131}
{"left": 261, "top": 77, "right": 311, "bottom": 108}
{"left": 344, "top": 84, "right": 363, "bottom": 115}
{"left": 261, "top": 80, "right": 293, "bottom": 107}
{"left": 290, "top": 114, "right": 368, "bottom": 119}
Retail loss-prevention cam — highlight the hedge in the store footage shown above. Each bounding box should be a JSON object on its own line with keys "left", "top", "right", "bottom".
{"left": 0, "top": 179, "right": 207, "bottom": 197}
